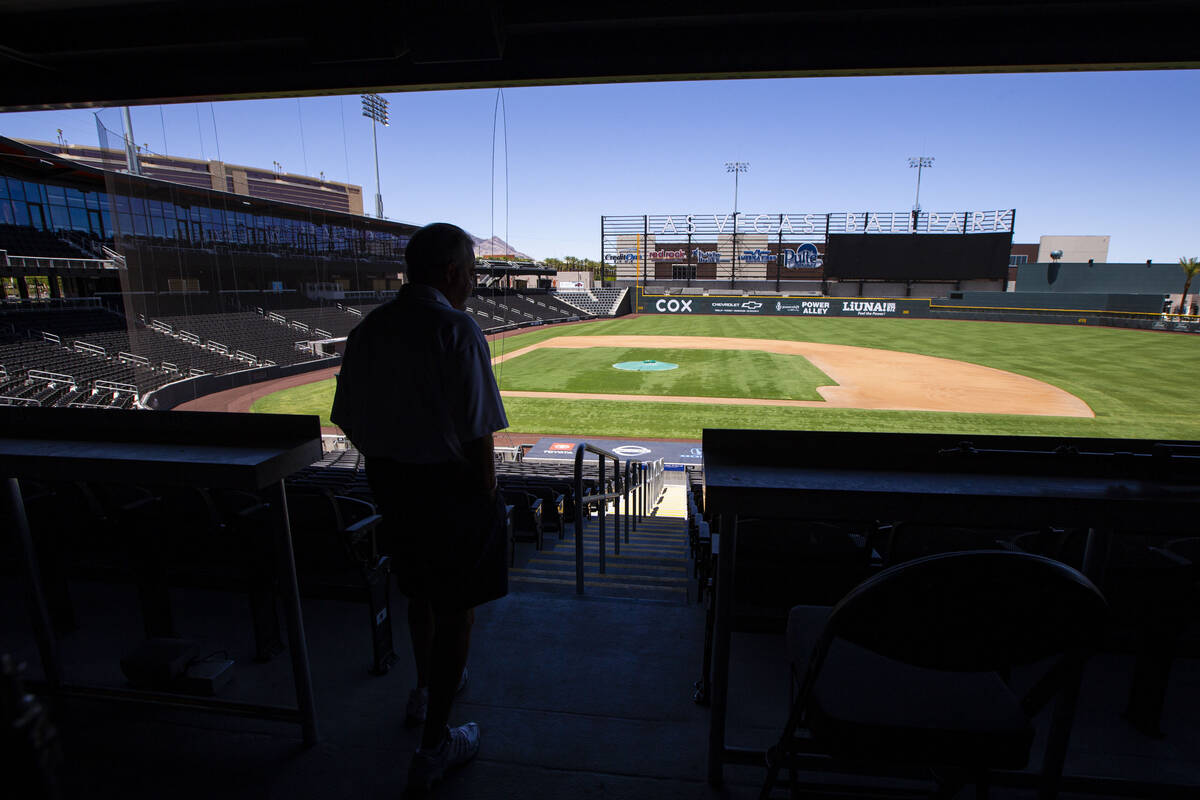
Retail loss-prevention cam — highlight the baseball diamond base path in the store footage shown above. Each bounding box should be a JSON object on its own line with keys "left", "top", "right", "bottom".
{"left": 493, "top": 335, "right": 1094, "bottom": 417}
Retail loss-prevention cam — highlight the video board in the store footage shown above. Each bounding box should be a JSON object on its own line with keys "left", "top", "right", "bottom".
{"left": 601, "top": 211, "right": 1015, "bottom": 282}
{"left": 824, "top": 232, "right": 1013, "bottom": 281}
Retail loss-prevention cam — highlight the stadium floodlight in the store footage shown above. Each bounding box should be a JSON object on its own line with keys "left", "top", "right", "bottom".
{"left": 907, "top": 155, "right": 934, "bottom": 213}
{"left": 361, "top": 93, "right": 390, "bottom": 219}
{"left": 725, "top": 161, "right": 749, "bottom": 287}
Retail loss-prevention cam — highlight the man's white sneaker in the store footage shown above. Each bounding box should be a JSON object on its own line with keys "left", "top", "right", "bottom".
{"left": 403, "top": 668, "right": 469, "bottom": 728}
{"left": 405, "top": 722, "right": 480, "bottom": 797}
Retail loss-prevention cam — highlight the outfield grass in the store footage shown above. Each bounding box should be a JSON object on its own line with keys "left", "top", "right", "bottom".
{"left": 496, "top": 346, "right": 833, "bottom": 401}
{"left": 252, "top": 315, "right": 1200, "bottom": 440}
{"left": 252, "top": 379, "right": 336, "bottom": 425}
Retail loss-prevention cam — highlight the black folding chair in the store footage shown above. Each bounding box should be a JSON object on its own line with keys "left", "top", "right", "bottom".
{"left": 255, "top": 488, "right": 397, "bottom": 675}
{"left": 502, "top": 489, "right": 544, "bottom": 566}
{"left": 694, "top": 517, "right": 878, "bottom": 706}
{"left": 879, "top": 522, "right": 1022, "bottom": 567}
{"left": 763, "top": 551, "right": 1107, "bottom": 800}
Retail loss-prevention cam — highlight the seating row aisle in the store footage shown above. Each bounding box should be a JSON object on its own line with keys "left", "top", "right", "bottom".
{"left": 683, "top": 460, "right": 1199, "bottom": 797}
{"left": 5, "top": 437, "right": 665, "bottom": 740}
{"left": 287, "top": 445, "right": 616, "bottom": 571}
{"left": 265, "top": 306, "right": 364, "bottom": 339}
{"left": 554, "top": 289, "right": 626, "bottom": 316}
{"left": 476, "top": 291, "right": 586, "bottom": 322}
{"left": 156, "top": 312, "right": 322, "bottom": 367}
{"left": 77, "top": 328, "right": 246, "bottom": 378}
{"left": 11, "top": 474, "right": 399, "bottom": 682}
{"left": 0, "top": 306, "right": 343, "bottom": 406}
{"left": 464, "top": 294, "right": 579, "bottom": 330}
{"left": 592, "top": 288, "right": 627, "bottom": 314}
{"left": 0, "top": 339, "right": 153, "bottom": 406}
{"left": 344, "top": 292, "right": 589, "bottom": 334}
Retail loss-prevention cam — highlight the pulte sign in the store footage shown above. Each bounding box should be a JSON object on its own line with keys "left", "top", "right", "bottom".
{"left": 640, "top": 293, "right": 929, "bottom": 318}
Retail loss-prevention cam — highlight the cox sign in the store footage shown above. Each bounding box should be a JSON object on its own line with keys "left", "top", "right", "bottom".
{"left": 655, "top": 298, "right": 693, "bottom": 313}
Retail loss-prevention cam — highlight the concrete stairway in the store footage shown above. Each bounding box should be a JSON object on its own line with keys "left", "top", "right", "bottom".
{"left": 509, "top": 487, "right": 692, "bottom": 603}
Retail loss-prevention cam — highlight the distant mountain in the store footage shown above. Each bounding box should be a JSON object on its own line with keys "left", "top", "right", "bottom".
{"left": 472, "top": 235, "right": 532, "bottom": 261}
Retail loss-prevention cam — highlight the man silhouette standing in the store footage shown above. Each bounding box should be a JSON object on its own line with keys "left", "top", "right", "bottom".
{"left": 332, "top": 222, "right": 508, "bottom": 796}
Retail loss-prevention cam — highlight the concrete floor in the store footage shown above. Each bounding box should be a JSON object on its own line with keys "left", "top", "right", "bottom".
{"left": 3, "top": 575, "right": 1198, "bottom": 799}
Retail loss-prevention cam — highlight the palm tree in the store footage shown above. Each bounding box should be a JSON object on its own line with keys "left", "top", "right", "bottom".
{"left": 1179, "top": 257, "right": 1200, "bottom": 314}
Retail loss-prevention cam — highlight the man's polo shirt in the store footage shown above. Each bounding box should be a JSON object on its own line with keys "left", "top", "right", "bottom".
{"left": 331, "top": 284, "right": 508, "bottom": 463}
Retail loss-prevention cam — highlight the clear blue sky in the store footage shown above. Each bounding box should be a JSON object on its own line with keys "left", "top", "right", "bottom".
{"left": 2, "top": 71, "right": 1196, "bottom": 262}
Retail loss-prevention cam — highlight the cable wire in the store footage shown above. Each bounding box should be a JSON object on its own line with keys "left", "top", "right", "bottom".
{"left": 208, "top": 103, "right": 222, "bottom": 163}
{"left": 490, "top": 88, "right": 514, "bottom": 450}
{"left": 339, "top": 95, "right": 352, "bottom": 184}
{"left": 297, "top": 98, "right": 309, "bottom": 176}
{"left": 159, "top": 105, "right": 169, "bottom": 157}
{"left": 194, "top": 105, "right": 206, "bottom": 161}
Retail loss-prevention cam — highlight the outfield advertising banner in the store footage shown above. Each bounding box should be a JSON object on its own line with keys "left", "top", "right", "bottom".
{"left": 525, "top": 437, "right": 702, "bottom": 468}
{"left": 638, "top": 294, "right": 930, "bottom": 318}
{"left": 1152, "top": 315, "right": 1200, "bottom": 334}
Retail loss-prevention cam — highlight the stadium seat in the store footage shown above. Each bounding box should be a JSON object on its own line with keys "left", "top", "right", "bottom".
{"left": 503, "top": 489, "right": 544, "bottom": 565}
{"left": 17, "top": 484, "right": 79, "bottom": 633}
{"left": 1014, "top": 527, "right": 1193, "bottom": 736}
{"left": 878, "top": 522, "right": 1022, "bottom": 566}
{"left": 693, "top": 517, "right": 880, "bottom": 707}
{"left": 274, "top": 488, "right": 397, "bottom": 675}
{"left": 763, "top": 551, "right": 1107, "bottom": 800}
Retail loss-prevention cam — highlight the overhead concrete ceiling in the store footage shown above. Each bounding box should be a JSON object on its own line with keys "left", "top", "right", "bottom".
{"left": 1, "top": 1, "right": 1198, "bottom": 110}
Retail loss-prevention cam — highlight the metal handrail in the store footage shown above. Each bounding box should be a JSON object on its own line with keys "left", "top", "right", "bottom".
{"left": 573, "top": 442, "right": 621, "bottom": 593}
{"left": 570, "top": 446, "right": 669, "bottom": 594}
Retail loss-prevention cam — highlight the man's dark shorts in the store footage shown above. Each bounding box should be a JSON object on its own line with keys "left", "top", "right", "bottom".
{"left": 365, "top": 457, "right": 508, "bottom": 613}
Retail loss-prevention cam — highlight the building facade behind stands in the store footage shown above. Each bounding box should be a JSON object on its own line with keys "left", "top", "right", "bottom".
{"left": 0, "top": 136, "right": 602, "bottom": 409}
{"left": 18, "top": 138, "right": 365, "bottom": 215}
{"left": 0, "top": 136, "right": 416, "bottom": 313}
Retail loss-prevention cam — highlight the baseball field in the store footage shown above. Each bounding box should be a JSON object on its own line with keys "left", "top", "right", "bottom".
{"left": 250, "top": 315, "right": 1200, "bottom": 441}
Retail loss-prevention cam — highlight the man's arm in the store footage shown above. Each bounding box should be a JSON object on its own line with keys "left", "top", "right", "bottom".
{"left": 329, "top": 371, "right": 354, "bottom": 441}
{"left": 330, "top": 329, "right": 359, "bottom": 439}
{"left": 462, "top": 433, "right": 496, "bottom": 497}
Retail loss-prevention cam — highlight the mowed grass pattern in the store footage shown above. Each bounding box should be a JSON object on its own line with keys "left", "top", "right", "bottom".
{"left": 252, "top": 315, "right": 1200, "bottom": 440}
{"left": 254, "top": 379, "right": 336, "bottom": 425}
{"left": 496, "top": 347, "right": 833, "bottom": 401}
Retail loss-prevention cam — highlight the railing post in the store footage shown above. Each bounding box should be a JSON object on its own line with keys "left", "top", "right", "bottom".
{"left": 570, "top": 443, "right": 627, "bottom": 594}
{"left": 574, "top": 444, "right": 585, "bottom": 594}
{"left": 641, "top": 463, "right": 647, "bottom": 518}
{"left": 637, "top": 463, "right": 643, "bottom": 521}
{"left": 633, "top": 463, "right": 640, "bottom": 530}
{"left": 655, "top": 459, "right": 663, "bottom": 508}
{"left": 598, "top": 454, "right": 607, "bottom": 575}
{"left": 624, "top": 462, "right": 631, "bottom": 544}
{"left": 614, "top": 457, "right": 622, "bottom": 556}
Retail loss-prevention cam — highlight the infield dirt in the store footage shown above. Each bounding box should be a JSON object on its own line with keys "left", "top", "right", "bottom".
{"left": 493, "top": 335, "right": 1093, "bottom": 417}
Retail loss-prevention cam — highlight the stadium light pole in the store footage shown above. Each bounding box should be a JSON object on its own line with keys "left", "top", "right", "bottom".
{"left": 907, "top": 156, "right": 933, "bottom": 229}
{"left": 361, "top": 93, "right": 389, "bottom": 219}
{"left": 121, "top": 107, "right": 143, "bottom": 176}
{"left": 725, "top": 161, "right": 749, "bottom": 287}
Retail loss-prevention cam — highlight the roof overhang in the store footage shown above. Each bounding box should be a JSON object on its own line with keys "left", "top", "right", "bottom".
{"left": 1, "top": 2, "right": 1197, "bottom": 111}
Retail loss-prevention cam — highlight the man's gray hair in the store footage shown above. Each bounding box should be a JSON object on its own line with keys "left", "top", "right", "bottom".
{"left": 405, "top": 222, "right": 475, "bottom": 284}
